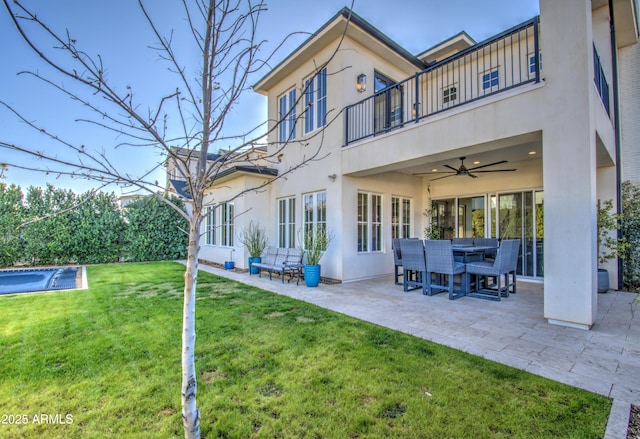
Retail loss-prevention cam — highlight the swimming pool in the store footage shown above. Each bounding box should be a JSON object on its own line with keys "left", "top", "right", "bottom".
{"left": 0, "top": 267, "right": 79, "bottom": 295}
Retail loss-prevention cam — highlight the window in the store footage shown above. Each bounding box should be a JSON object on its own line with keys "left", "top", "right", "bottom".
{"left": 392, "top": 196, "right": 411, "bottom": 239}
{"left": 374, "top": 71, "right": 403, "bottom": 132}
{"left": 303, "top": 191, "right": 327, "bottom": 249}
{"left": 278, "top": 197, "right": 296, "bottom": 248}
{"left": 304, "top": 68, "right": 327, "bottom": 134}
{"left": 528, "top": 52, "right": 541, "bottom": 79}
{"left": 358, "top": 192, "right": 382, "bottom": 252}
{"left": 221, "top": 202, "right": 234, "bottom": 247}
{"left": 482, "top": 69, "right": 499, "bottom": 90}
{"left": 278, "top": 88, "right": 297, "bottom": 143}
{"left": 204, "top": 205, "right": 216, "bottom": 245}
{"left": 442, "top": 85, "right": 457, "bottom": 104}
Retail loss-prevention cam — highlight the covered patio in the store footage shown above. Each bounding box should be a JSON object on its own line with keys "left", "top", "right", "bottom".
{"left": 194, "top": 262, "right": 639, "bottom": 437}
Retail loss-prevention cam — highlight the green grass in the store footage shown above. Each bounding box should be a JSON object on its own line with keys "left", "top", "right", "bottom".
{"left": 0, "top": 262, "right": 611, "bottom": 438}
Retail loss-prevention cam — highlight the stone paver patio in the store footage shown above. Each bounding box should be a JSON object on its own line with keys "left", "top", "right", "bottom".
{"left": 193, "top": 263, "right": 639, "bottom": 438}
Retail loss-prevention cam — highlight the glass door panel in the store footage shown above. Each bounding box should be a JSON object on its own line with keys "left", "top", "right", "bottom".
{"left": 458, "top": 196, "right": 485, "bottom": 238}
{"left": 535, "top": 191, "right": 544, "bottom": 276}
{"left": 498, "top": 193, "right": 523, "bottom": 275}
{"left": 431, "top": 198, "right": 455, "bottom": 240}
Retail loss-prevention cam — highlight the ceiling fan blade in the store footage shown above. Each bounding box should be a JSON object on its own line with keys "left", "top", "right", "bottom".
{"left": 467, "top": 160, "right": 508, "bottom": 171}
{"left": 413, "top": 171, "right": 456, "bottom": 176}
{"left": 429, "top": 174, "right": 456, "bottom": 181}
{"left": 443, "top": 164, "right": 459, "bottom": 172}
{"left": 468, "top": 173, "right": 478, "bottom": 178}
{"left": 474, "top": 169, "right": 517, "bottom": 173}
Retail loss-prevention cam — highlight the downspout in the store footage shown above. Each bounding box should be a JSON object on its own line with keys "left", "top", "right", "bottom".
{"left": 608, "top": 0, "right": 623, "bottom": 289}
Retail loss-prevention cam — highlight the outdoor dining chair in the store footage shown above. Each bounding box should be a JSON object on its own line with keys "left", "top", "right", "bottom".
{"left": 473, "top": 237, "right": 499, "bottom": 261}
{"left": 392, "top": 238, "right": 403, "bottom": 285}
{"left": 465, "top": 239, "right": 520, "bottom": 300}
{"left": 400, "top": 239, "right": 428, "bottom": 295}
{"left": 424, "top": 239, "right": 466, "bottom": 300}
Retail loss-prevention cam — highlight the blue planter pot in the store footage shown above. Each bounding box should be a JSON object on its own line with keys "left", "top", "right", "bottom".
{"left": 248, "top": 257, "right": 261, "bottom": 274}
{"left": 224, "top": 261, "right": 235, "bottom": 270}
{"left": 304, "top": 264, "right": 321, "bottom": 287}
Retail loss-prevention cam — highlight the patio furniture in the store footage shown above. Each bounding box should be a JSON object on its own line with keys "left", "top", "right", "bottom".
{"left": 252, "top": 247, "right": 305, "bottom": 283}
{"left": 424, "top": 239, "right": 466, "bottom": 300}
{"left": 392, "top": 238, "right": 403, "bottom": 285}
{"left": 465, "top": 239, "right": 520, "bottom": 300}
{"left": 473, "top": 238, "right": 499, "bottom": 261}
{"left": 400, "top": 239, "right": 428, "bottom": 295}
{"left": 452, "top": 237, "right": 474, "bottom": 246}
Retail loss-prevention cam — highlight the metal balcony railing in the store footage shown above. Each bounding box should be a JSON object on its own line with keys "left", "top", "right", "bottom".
{"left": 345, "top": 17, "right": 541, "bottom": 145}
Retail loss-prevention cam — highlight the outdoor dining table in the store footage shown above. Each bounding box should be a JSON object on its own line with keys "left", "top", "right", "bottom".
{"left": 451, "top": 245, "right": 498, "bottom": 263}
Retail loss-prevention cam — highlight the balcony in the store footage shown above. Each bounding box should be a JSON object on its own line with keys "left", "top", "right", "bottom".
{"left": 345, "top": 17, "right": 540, "bottom": 146}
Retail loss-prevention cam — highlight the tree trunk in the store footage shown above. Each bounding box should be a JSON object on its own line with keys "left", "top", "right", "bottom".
{"left": 182, "top": 219, "right": 201, "bottom": 439}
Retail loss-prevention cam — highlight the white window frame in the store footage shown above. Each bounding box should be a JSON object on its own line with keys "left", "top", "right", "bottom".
{"left": 278, "top": 197, "right": 296, "bottom": 248}
{"left": 221, "top": 202, "right": 234, "bottom": 247}
{"left": 204, "top": 205, "right": 216, "bottom": 246}
{"left": 304, "top": 68, "right": 327, "bottom": 134}
{"left": 358, "top": 191, "right": 383, "bottom": 253}
{"left": 278, "top": 87, "right": 297, "bottom": 144}
{"left": 303, "top": 191, "right": 327, "bottom": 250}
{"left": 391, "top": 196, "right": 412, "bottom": 239}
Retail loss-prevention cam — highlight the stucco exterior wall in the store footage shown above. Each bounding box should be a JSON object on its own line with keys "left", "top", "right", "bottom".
{"left": 620, "top": 41, "right": 640, "bottom": 184}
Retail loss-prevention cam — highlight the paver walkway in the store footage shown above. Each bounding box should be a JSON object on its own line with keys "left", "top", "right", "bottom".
{"left": 193, "top": 263, "right": 639, "bottom": 438}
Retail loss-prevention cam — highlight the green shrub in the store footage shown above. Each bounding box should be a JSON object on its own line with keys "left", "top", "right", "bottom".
{"left": 0, "top": 183, "right": 25, "bottom": 267}
{"left": 123, "top": 195, "right": 189, "bottom": 262}
{"left": 622, "top": 181, "right": 640, "bottom": 291}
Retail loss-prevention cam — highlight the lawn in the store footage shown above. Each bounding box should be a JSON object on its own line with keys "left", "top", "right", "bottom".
{"left": 0, "top": 262, "right": 611, "bottom": 438}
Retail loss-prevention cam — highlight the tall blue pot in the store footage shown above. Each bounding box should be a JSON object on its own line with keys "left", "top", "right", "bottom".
{"left": 248, "top": 256, "right": 261, "bottom": 274}
{"left": 304, "top": 264, "right": 321, "bottom": 287}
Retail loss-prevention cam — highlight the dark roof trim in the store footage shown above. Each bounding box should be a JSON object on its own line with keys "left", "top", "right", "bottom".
{"left": 169, "top": 179, "right": 192, "bottom": 200}
{"left": 253, "top": 7, "right": 424, "bottom": 88}
{"left": 215, "top": 166, "right": 278, "bottom": 180}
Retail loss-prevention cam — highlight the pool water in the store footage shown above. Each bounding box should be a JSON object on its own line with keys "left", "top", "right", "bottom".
{"left": 0, "top": 268, "right": 78, "bottom": 295}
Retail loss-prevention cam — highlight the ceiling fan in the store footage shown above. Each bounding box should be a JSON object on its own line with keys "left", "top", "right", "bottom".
{"left": 414, "top": 157, "right": 516, "bottom": 181}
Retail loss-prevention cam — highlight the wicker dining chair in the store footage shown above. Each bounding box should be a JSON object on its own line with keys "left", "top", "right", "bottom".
{"left": 424, "top": 239, "right": 466, "bottom": 300}
{"left": 392, "top": 238, "right": 403, "bottom": 285}
{"left": 465, "top": 239, "right": 520, "bottom": 300}
{"left": 400, "top": 239, "right": 428, "bottom": 295}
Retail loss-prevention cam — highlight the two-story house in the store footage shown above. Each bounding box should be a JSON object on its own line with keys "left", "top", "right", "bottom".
{"left": 191, "top": 0, "right": 639, "bottom": 330}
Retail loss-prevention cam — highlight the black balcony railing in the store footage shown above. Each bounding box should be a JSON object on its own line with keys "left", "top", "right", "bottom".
{"left": 593, "top": 44, "right": 610, "bottom": 116}
{"left": 345, "top": 17, "right": 541, "bottom": 145}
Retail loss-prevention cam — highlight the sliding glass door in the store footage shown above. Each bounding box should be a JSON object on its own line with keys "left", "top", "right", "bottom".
{"left": 431, "top": 190, "right": 544, "bottom": 278}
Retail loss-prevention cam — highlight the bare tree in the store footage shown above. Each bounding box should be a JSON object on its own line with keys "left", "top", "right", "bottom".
{"left": 1, "top": 1, "right": 352, "bottom": 437}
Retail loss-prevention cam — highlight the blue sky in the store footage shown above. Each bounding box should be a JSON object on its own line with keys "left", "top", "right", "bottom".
{"left": 0, "top": 0, "right": 539, "bottom": 194}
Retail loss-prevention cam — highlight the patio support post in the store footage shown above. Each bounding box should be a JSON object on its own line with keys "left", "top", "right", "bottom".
{"left": 540, "top": 0, "right": 598, "bottom": 329}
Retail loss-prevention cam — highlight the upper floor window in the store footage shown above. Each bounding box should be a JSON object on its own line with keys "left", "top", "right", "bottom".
{"left": 374, "top": 71, "right": 394, "bottom": 92}
{"left": 278, "top": 197, "right": 296, "bottom": 248}
{"left": 278, "top": 88, "right": 297, "bottom": 143}
{"left": 442, "top": 85, "right": 457, "bottom": 105}
{"left": 529, "top": 52, "right": 541, "bottom": 79}
{"left": 204, "top": 205, "right": 216, "bottom": 246}
{"left": 221, "top": 202, "right": 234, "bottom": 247}
{"left": 482, "top": 69, "right": 499, "bottom": 91}
{"left": 358, "top": 192, "right": 382, "bottom": 253}
{"left": 304, "top": 68, "right": 327, "bottom": 134}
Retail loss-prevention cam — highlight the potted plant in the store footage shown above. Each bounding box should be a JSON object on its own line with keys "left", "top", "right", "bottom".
{"left": 597, "top": 199, "right": 629, "bottom": 293}
{"left": 302, "top": 226, "right": 333, "bottom": 287}
{"left": 238, "top": 221, "right": 269, "bottom": 274}
{"left": 224, "top": 248, "right": 235, "bottom": 270}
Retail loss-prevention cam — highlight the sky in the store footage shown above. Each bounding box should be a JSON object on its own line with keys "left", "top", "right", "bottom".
{"left": 0, "top": 0, "right": 539, "bottom": 196}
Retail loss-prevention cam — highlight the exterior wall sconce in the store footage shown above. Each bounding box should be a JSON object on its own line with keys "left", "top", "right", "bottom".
{"left": 356, "top": 74, "right": 367, "bottom": 92}
{"left": 328, "top": 174, "right": 337, "bottom": 182}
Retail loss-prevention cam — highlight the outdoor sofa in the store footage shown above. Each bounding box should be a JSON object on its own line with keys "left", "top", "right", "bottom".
{"left": 251, "top": 247, "right": 304, "bottom": 283}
